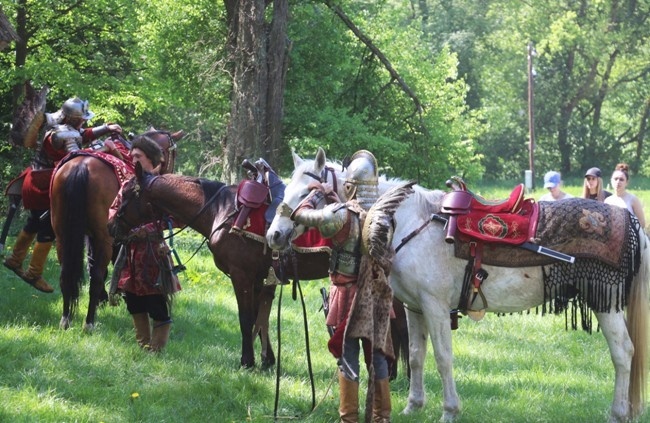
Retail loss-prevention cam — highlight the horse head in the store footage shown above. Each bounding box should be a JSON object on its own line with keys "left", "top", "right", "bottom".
{"left": 266, "top": 147, "right": 345, "bottom": 250}
{"left": 139, "top": 127, "right": 184, "bottom": 175}
{"left": 108, "top": 162, "right": 160, "bottom": 242}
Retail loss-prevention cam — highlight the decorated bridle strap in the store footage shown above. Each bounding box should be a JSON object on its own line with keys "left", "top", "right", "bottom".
{"left": 303, "top": 165, "right": 339, "bottom": 194}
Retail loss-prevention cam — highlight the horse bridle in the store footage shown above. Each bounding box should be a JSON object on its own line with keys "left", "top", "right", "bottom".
{"left": 280, "top": 165, "right": 339, "bottom": 239}
{"left": 113, "top": 176, "right": 161, "bottom": 240}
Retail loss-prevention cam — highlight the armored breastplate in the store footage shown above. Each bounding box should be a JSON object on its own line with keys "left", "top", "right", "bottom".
{"left": 51, "top": 124, "right": 83, "bottom": 152}
{"left": 329, "top": 210, "right": 362, "bottom": 277}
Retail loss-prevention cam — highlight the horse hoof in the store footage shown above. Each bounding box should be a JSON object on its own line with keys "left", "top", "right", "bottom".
{"left": 59, "top": 317, "right": 70, "bottom": 330}
{"left": 260, "top": 359, "right": 276, "bottom": 371}
{"left": 83, "top": 323, "right": 95, "bottom": 332}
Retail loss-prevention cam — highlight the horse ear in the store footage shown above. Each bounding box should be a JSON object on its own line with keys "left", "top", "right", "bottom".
{"left": 171, "top": 130, "right": 184, "bottom": 141}
{"left": 315, "top": 147, "right": 326, "bottom": 172}
{"left": 292, "top": 150, "right": 303, "bottom": 169}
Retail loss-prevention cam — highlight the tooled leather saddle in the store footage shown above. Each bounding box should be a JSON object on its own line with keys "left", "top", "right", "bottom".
{"left": 438, "top": 176, "right": 548, "bottom": 317}
{"left": 441, "top": 176, "right": 538, "bottom": 246}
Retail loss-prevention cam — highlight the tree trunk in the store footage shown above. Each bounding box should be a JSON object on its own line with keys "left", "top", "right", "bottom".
{"left": 221, "top": 0, "right": 289, "bottom": 184}
{"left": 12, "top": 0, "right": 28, "bottom": 111}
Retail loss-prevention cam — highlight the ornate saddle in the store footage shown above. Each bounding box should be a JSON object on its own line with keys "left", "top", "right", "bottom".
{"left": 231, "top": 159, "right": 278, "bottom": 233}
{"left": 441, "top": 176, "right": 538, "bottom": 246}
{"left": 440, "top": 176, "right": 541, "bottom": 319}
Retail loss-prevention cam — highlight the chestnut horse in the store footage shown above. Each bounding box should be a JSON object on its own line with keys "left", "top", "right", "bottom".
{"left": 50, "top": 129, "right": 183, "bottom": 331}
{"left": 107, "top": 165, "right": 410, "bottom": 374}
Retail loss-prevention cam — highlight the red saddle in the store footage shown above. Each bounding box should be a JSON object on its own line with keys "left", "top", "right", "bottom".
{"left": 441, "top": 177, "right": 538, "bottom": 246}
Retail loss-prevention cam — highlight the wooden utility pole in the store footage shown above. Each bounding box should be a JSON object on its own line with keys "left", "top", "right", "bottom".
{"left": 527, "top": 42, "right": 536, "bottom": 189}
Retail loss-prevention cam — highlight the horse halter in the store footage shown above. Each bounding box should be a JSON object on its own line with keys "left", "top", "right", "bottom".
{"left": 280, "top": 166, "right": 338, "bottom": 235}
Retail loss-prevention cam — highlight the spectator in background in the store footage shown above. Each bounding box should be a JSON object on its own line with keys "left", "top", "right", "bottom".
{"left": 539, "top": 171, "right": 573, "bottom": 202}
{"left": 582, "top": 167, "right": 612, "bottom": 202}
{"left": 605, "top": 163, "right": 646, "bottom": 229}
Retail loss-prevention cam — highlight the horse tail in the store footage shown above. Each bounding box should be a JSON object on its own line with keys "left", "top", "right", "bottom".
{"left": 627, "top": 230, "right": 650, "bottom": 417}
{"left": 59, "top": 162, "right": 89, "bottom": 320}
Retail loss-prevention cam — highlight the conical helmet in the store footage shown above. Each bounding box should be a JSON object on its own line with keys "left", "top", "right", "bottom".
{"left": 343, "top": 150, "right": 379, "bottom": 210}
{"left": 61, "top": 97, "right": 94, "bottom": 125}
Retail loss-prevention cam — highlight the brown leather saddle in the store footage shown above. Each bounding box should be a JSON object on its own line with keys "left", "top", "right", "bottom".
{"left": 231, "top": 160, "right": 274, "bottom": 233}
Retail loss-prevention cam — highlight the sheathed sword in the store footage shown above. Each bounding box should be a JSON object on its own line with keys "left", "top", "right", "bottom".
{"left": 520, "top": 241, "right": 575, "bottom": 263}
{"left": 321, "top": 287, "right": 358, "bottom": 380}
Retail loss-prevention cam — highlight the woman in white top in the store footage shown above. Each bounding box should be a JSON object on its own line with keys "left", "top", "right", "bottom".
{"left": 604, "top": 163, "right": 646, "bottom": 228}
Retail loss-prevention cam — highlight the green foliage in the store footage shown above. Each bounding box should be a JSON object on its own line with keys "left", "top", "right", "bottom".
{"left": 1, "top": 0, "right": 649, "bottom": 189}
{"left": 283, "top": 2, "right": 484, "bottom": 188}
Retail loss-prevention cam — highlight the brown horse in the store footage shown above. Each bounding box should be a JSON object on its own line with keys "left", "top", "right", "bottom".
{"left": 50, "top": 129, "right": 183, "bottom": 331}
{"left": 107, "top": 165, "right": 410, "bottom": 373}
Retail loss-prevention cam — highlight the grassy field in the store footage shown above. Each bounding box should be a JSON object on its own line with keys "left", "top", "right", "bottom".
{"left": 2, "top": 181, "right": 650, "bottom": 423}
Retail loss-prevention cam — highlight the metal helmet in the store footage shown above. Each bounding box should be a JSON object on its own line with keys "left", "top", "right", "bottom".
{"left": 343, "top": 150, "right": 379, "bottom": 210}
{"left": 61, "top": 97, "right": 94, "bottom": 125}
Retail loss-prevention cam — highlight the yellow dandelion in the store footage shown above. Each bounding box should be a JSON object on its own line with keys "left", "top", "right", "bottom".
{"left": 131, "top": 392, "right": 140, "bottom": 400}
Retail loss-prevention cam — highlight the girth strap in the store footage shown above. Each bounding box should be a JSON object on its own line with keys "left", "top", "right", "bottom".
{"left": 467, "top": 242, "right": 488, "bottom": 312}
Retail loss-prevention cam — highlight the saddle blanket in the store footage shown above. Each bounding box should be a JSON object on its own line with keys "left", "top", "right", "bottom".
{"left": 55, "top": 150, "right": 135, "bottom": 186}
{"left": 455, "top": 198, "right": 631, "bottom": 269}
{"left": 241, "top": 206, "right": 332, "bottom": 252}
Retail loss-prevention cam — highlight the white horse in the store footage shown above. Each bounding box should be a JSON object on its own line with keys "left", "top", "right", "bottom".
{"left": 266, "top": 147, "right": 649, "bottom": 423}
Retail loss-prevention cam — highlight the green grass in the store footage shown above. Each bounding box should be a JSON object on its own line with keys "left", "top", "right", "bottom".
{"left": 2, "top": 181, "right": 650, "bottom": 423}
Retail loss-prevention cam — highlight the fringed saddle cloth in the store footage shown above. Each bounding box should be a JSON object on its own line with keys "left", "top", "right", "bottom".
{"left": 454, "top": 198, "right": 641, "bottom": 327}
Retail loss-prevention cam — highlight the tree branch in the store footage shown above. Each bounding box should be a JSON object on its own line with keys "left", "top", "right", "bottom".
{"left": 323, "top": 0, "right": 423, "bottom": 116}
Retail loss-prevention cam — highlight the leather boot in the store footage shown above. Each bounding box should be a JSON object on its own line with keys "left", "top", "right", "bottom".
{"left": 3, "top": 230, "right": 36, "bottom": 277}
{"left": 132, "top": 313, "right": 151, "bottom": 348}
{"left": 149, "top": 320, "right": 172, "bottom": 352}
{"left": 21, "top": 241, "right": 54, "bottom": 293}
{"left": 372, "top": 378, "right": 391, "bottom": 423}
{"left": 339, "top": 370, "right": 359, "bottom": 423}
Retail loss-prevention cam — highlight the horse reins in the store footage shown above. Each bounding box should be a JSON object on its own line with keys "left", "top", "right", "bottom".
{"left": 119, "top": 177, "right": 231, "bottom": 270}
{"left": 273, "top": 166, "right": 339, "bottom": 421}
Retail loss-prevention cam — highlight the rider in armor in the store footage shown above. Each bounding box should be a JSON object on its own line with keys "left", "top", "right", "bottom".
{"left": 3, "top": 97, "right": 122, "bottom": 293}
{"left": 290, "top": 150, "right": 391, "bottom": 423}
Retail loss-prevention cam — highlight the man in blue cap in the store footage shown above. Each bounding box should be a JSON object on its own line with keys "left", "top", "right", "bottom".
{"left": 539, "top": 171, "right": 573, "bottom": 201}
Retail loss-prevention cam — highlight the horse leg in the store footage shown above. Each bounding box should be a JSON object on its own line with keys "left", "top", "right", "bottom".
{"left": 56, "top": 239, "right": 73, "bottom": 330}
{"left": 84, "top": 237, "right": 112, "bottom": 332}
{"left": 430, "top": 311, "right": 461, "bottom": 422}
{"left": 253, "top": 284, "right": 276, "bottom": 369}
{"left": 403, "top": 308, "right": 428, "bottom": 415}
{"left": 596, "top": 311, "right": 633, "bottom": 423}
{"left": 390, "top": 299, "right": 410, "bottom": 381}
{"left": 231, "top": 273, "right": 257, "bottom": 368}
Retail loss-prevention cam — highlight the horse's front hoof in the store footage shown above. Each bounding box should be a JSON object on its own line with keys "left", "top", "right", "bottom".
{"left": 59, "top": 317, "right": 70, "bottom": 330}
{"left": 260, "top": 357, "right": 276, "bottom": 371}
{"left": 83, "top": 323, "right": 95, "bottom": 332}
{"left": 402, "top": 398, "right": 424, "bottom": 415}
